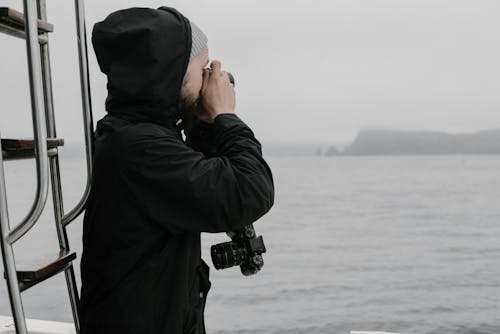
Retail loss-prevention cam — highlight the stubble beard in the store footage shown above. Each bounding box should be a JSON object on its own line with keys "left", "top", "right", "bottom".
{"left": 178, "top": 88, "right": 202, "bottom": 132}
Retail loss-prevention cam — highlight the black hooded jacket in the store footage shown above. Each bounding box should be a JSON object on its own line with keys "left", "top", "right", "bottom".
{"left": 80, "top": 7, "right": 274, "bottom": 334}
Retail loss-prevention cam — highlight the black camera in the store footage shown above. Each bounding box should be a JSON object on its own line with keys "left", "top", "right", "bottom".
{"left": 210, "top": 224, "right": 266, "bottom": 276}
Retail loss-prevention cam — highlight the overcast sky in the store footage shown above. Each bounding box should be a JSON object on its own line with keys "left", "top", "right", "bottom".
{"left": 1, "top": 0, "right": 499, "bottom": 144}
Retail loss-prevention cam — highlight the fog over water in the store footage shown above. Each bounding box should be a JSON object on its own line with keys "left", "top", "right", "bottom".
{"left": 0, "top": 0, "right": 500, "bottom": 143}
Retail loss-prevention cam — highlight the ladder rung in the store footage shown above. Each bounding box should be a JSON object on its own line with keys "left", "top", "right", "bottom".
{"left": 1, "top": 138, "right": 64, "bottom": 161}
{"left": 0, "top": 7, "right": 54, "bottom": 36}
{"left": 15, "top": 250, "right": 76, "bottom": 292}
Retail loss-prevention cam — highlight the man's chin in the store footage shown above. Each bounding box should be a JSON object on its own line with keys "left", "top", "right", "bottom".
{"left": 178, "top": 99, "right": 195, "bottom": 118}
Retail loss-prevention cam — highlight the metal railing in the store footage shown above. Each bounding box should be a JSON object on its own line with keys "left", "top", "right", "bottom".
{"left": 1, "top": 0, "right": 49, "bottom": 331}
{"left": 0, "top": 0, "right": 94, "bottom": 333}
{"left": 62, "top": 0, "right": 93, "bottom": 227}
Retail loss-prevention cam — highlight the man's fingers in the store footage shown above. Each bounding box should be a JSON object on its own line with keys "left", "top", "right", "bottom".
{"left": 221, "top": 71, "right": 231, "bottom": 84}
{"left": 211, "top": 60, "right": 222, "bottom": 75}
{"left": 201, "top": 68, "right": 210, "bottom": 92}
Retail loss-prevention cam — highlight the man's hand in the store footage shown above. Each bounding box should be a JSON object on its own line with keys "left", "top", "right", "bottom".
{"left": 194, "top": 60, "right": 236, "bottom": 123}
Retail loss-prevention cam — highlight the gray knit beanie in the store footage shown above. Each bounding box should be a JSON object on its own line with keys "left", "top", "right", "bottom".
{"left": 189, "top": 21, "right": 208, "bottom": 60}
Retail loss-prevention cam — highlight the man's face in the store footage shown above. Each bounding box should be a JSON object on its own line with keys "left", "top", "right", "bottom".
{"left": 179, "top": 46, "right": 209, "bottom": 110}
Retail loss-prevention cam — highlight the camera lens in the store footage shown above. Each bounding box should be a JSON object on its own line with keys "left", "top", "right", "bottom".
{"left": 211, "top": 241, "right": 246, "bottom": 270}
{"left": 227, "top": 72, "right": 235, "bottom": 86}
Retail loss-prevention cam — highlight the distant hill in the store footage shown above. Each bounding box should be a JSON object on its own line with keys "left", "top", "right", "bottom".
{"left": 262, "top": 141, "right": 344, "bottom": 156}
{"left": 338, "top": 129, "right": 500, "bottom": 155}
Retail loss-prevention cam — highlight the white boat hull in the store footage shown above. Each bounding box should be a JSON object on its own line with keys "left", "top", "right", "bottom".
{"left": 0, "top": 316, "right": 75, "bottom": 334}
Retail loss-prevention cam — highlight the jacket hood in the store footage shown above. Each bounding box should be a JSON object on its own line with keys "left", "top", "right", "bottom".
{"left": 92, "top": 6, "right": 192, "bottom": 128}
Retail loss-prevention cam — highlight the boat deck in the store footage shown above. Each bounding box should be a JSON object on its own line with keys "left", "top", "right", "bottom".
{"left": 0, "top": 315, "right": 404, "bottom": 334}
{"left": 0, "top": 316, "right": 74, "bottom": 334}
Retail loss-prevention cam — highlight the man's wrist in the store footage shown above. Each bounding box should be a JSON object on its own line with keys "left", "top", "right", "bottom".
{"left": 213, "top": 113, "right": 239, "bottom": 124}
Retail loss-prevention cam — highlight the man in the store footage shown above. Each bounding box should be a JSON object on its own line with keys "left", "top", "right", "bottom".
{"left": 79, "top": 6, "right": 274, "bottom": 334}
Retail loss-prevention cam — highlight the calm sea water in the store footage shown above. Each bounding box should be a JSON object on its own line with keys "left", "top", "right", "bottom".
{"left": 1, "top": 155, "right": 499, "bottom": 334}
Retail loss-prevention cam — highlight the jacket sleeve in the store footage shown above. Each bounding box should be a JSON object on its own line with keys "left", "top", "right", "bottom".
{"left": 123, "top": 113, "right": 275, "bottom": 234}
{"left": 184, "top": 116, "right": 217, "bottom": 157}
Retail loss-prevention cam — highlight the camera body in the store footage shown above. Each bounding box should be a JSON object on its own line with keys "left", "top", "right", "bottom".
{"left": 210, "top": 224, "right": 266, "bottom": 276}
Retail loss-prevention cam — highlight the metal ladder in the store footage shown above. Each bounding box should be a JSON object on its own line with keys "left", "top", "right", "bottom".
{"left": 0, "top": 0, "right": 93, "bottom": 333}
